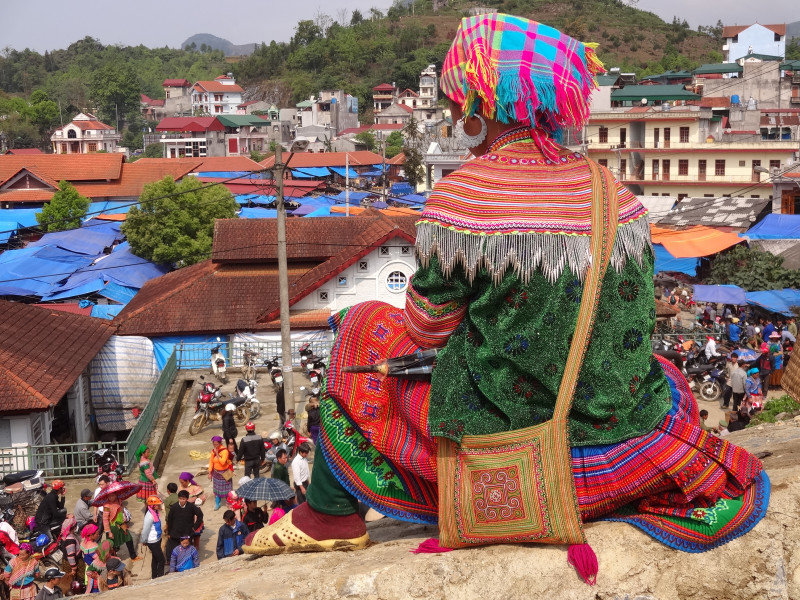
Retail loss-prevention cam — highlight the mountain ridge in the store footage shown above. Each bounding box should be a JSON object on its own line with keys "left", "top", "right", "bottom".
{"left": 181, "top": 33, "right": 256, "bottom": 56}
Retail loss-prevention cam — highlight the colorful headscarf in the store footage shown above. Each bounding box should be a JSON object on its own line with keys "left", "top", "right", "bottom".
{"left": 60, "top": 516, "right": 77, "bottom": 540}
{"left": 211, "top": 436, "right": 223, "bottom": 443}
{"left": 179, "top": 471, "right": 197, "bottom": 485}
{"left": 80, "top": 524, "right": 99, "bottom": 540}
{"left": 18, "top": 542, "right": 33, "bottom": 553}
{"left": 135, "top": 444, "right": 148, "bottom": 461}
{"left": 441, "top": 13, "right": 603, "bottom": 160}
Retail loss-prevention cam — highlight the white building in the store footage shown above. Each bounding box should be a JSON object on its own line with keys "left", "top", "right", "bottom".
{"left": 50, "top": 113, "right": 122, "bottom": 154}
{"left": 191, "top": 75, "right": 244, "bottom": 115}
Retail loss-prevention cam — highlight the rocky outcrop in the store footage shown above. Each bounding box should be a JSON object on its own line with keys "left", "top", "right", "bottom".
{"left": 110, "top": 422, "right": 800, "bottom": 600}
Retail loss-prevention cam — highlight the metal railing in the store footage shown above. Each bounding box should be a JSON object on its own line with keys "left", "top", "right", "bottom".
{"left": 175, "top": 340, "right": 335, "bottom": 371}
{"left": 124, "top": 350, "right": 177, "bottom": 471}
{"left": 0, "top": 350, "right": 178, "bottom": 479}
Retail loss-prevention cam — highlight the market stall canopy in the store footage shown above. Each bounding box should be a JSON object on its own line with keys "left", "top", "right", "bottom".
{"left": 692, "top": 284, "right": 747, "bottom": 306}
{"left": 743, "top": 214, "right": 800, "bottom": 240}
{"left": 745, "top": 289, "right": 800, "bottom": 317}
{"left": 650, "top": 225, "right": 744, "bottom": 258}
{"left": 653, "top": 244, "right": 698, "bottom": 275}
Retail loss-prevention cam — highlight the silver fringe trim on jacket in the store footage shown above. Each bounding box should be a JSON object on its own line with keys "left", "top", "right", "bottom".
{"left": 415, "top": 215, "right": 651, "bottom": 285}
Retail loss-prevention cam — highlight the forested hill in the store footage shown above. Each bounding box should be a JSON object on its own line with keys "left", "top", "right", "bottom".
{"left": 0, "top": 0, "right": 723, "bottom": 150}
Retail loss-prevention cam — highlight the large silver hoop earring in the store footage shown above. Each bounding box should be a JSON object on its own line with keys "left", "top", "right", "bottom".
{"left": 456, "top": 114, "right": 488, "bottom": 148}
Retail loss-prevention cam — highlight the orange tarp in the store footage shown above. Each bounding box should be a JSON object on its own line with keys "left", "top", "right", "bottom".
{"left": 96, "top": 213, "right": 127, "bottom": 221}
{"left": 650, "top": 224, "right": 743, "bottom": 258}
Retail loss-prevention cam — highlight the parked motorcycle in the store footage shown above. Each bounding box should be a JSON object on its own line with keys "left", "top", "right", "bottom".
{"left": 684, "top": 355, "right": 727, "bottom": 402}
{"left": 264, "top": 355, "right": 283, "bottom": 391}
{"left": 92, "top": 448, "right": 125, "bottom": 483}
{"left": 211, "top": 343, "right": 228, "bottom": 384}
{"left": 242, "top": 347, "right": 260, "bottom": 382}
{"left": 263, "top": 418, "right": 314, "bottom": 462}
{"left": 298, "top": 343, "right": 314, "bottom": 371}
{"left": 284, "top": 418, "right": 314, "bottom": 458}
{"left": 234, "top": 379, "right": 261, "bottom": 420}
{"left": 305, "top": 354, "right": 327, "bottom": 383}
{"left": 188, "top": 377, "right": 247, "bottom": 435}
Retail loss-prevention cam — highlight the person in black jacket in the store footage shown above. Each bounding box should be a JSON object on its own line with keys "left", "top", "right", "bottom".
{"left": 237, "top": 422, "right": 265, "bottom": 478}
{"left": 276, "top": 383, "right": 286, "bottom": 426}
{"left": 35, "top": 480, "right": 67, "bottom": 534}
{"left": 165, "top": 490, "right": 203, "bottom": 562}
{"left": 222, "top": 403, "right": 239, "bottom": 458}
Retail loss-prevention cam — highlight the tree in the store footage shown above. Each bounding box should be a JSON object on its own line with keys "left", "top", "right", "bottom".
{"left": 36, "top": 181, "right": 90, "bottom": 232}
{"left": 402, "top": 116, "right": 425, "bottom": 188}
{"left": 354, "top": 131, "right": 377, "bottom": 151}
{"left": 350, "top": 9, "right": 364, "bottom": 25}
{"left": 706, "top": 245, "right": 800, "bottom": 291}
{"left": 384, "top": 131, "right": 404, "bottom": 157}
{"left": 122, "top": 176, "right": 238, "bottom": 267}
{"left": 142, "top": 142, "right": 163, "bottom": 158}
{"left": 787, "top": 39, "right": 800, "bottom": 61}
{"left": 90, "top": 63, "right": 141, "bottom": 126}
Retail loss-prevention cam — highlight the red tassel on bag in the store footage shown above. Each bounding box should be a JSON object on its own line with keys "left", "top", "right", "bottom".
{"left": 568, "top": 543, "right": 598, "bottom": 585}
{"left": 410, "top": 538, "right": 454, "bottom": 554}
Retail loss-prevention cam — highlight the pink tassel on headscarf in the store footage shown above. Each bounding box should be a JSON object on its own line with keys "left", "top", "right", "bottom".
{"left": 410, "top": 538, "right": 453, "bottom": 554}
{"left": 568, "top": 543, "right": 598, "bottom": 585}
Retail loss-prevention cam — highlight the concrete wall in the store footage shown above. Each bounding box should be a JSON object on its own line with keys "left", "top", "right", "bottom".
{"left": 725, "top": 24, "right": 785, "bottom": 63}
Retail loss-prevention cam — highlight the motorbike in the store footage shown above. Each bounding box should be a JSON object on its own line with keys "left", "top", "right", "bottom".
{"left": 684, "top": 355, "right": 727, "bottom": 402}
{"left": 284, "top": 418, "right": 314, "bottom": 458}
{"left": 242, "top": 347, "right": 260, "bottom": 382}
{"left": 92, "top": 448, "right": 125, "bottom": 483}
{"left": 211, "top": 343, "right": 228, "bottom": 384}
{"left": 264, "top": 355, "right": 283, "bottom": 391}
{"left": 188, "top": 377, "right": 247, "bottom": 435}
{"left": 298, "top": 343, "right": 314, "bottom": 371}
{"left": 19, "top": 525, "right": 63, "bottom": 570}
{"left": 305, "top": 355, "right": 327, "bottom": 384}
{"left": 234, "top": 379, "right": 261, "bottom": 420}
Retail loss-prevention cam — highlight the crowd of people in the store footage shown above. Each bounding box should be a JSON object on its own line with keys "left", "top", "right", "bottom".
{"left": 1, "top": 434, "right": 313, "bottom": 597}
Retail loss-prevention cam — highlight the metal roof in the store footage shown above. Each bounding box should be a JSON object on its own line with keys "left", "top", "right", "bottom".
{"left": 610, "top": 85, "right": 700, "bottom": 102}
{"left": 656, "top": 196, "right": 772, "bottom": 230}
{"left": 693, "top": 63, "right": 743, "bottom": 75}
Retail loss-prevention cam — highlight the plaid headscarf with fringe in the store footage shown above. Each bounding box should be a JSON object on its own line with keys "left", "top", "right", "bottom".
{"left": 441, "top": 13, "right": 603, "bottom": 160}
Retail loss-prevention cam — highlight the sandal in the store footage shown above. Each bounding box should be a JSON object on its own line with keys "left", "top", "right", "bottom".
{"left": 242, "top": 509, "right": 369, "bottom": 556}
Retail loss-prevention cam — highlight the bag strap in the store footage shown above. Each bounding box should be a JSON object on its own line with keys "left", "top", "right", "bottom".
{"left": 552, "top": 161, "right": 619, "bottom": 423}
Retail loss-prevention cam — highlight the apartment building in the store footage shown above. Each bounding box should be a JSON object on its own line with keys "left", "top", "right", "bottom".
{"left": 585, "top": 106, "right": 798, "bottom": 199}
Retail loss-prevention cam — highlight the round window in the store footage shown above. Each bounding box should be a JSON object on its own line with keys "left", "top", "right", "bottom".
{"left": 386, "top": 270, "right": 408, "bottom": 292}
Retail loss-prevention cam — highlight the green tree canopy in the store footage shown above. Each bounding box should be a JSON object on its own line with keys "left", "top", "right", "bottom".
{"left": 384, "top": 131, "right": 404, "bottom": 158}
{"left": 706, "top": 245, "right": 800, "bottom": 291}
{"left": 36, "top": 181, "right": 90, "bottom": 232}
{"left": 122, "top": 176, "right": 238, "bottom": 267}
{"left": 354, "top": 131, "right": 377, "bottom": 151}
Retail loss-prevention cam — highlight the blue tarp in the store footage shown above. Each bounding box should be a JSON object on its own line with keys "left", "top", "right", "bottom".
{"left": 743, "top": 214, "right": 800, "bottom": 239}
{"left": 151, "top": 335, "right": 227, "bottom": 371}
{"left": 291, "top": 167, "right": 331, "bottom": 178}
{"left": 86, "top": 201, "right": 135, "bottom": 218}
{"left": 329, "top": 166, "right": 359, "bottom": 178}
{"left": 0, "top": 221, "right": 18, "bottom": 244}
{"left": 28, "top": 226, "right": 124, "bottom": 255}
{"left": 91, "top": 304, "right": 123, "bottom": 320}
{"left": 303, "top": 206, "right": 332, "bottom": 217}
{"left": 745, "top": 289, "right": 800, "bottom": 316}
{"left": 0, "top": 246, "right": 97, "bottom": 297}
{"left": 290, "top": 204, "right": 319, "bottom": 217}
{"left": 361, "top": 170, "right": 384, "bottom": 177}
{"left": 400, "top": 194, "right": 426, "bottom": 204}
{"left": 0, "top": 208, "right": 42, "bottom": 228}
{"left": 390, "top": 182, "right": 413, "bottom": 195}
{"left": 332, "top": 191, "right": 371, "bottom": 203}
{"left": 43, "top": 278, "right": 105, "bottom": 301}
{"left": 653, "top": 244, "right": 698, "bottom": 275}
{"left": 692, "top": 284, "right": 747, "bottom": 305}
{"left": 97, "top": 281, "right": 138, "bottom": 305}
{"left": 235, "top": 194, "right": 276, "bottom": 205}
{"left": 239, "top": 207, "right": 278, "bottom": 219}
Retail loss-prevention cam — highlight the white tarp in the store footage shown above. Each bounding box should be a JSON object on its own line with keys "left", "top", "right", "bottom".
{"left": 232, "top": 331, "right": 332, "bottom": 369}
{"left": 90, "top": 335, "right": 159, "bottom": 431}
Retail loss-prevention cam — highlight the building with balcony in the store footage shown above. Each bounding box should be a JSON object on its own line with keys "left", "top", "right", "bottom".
{"left": 295, "top": 90, "right": 359, "bottom": 135}
{"left": 722, "top": 24, "right": 785, "bottom": 64}
{"left": 152, "top": 117, "right": 226, "bottom": 158}
{"left": 50, "top": 113, "right": 121, "bottom": 154}
{"left": 191, "top": 75, "right": 244, "bottom": 115}
{"left": 372, "top": 83, "right": 397, "bottom": 116}
{"left": 585, "top": 107, "right": 799, "bottom": 199}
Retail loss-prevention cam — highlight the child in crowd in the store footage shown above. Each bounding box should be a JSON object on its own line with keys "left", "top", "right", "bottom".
{"left": 169, "top": 536, "right": 199, "bottom": 573}
{"left": 99, "top": 557, "right": 131, "bottom": 591}
{"left": 216, "top": 510, "right": 249, "bottom": 560}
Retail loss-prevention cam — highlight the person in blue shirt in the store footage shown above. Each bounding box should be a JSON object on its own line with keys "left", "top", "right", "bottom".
{"left": 727, "top": 318, "right": 741, "bottom": 344}
{"left": 216, "top": 510, "right": 249, "bottom": 559}
{"left": 762, "top": 320, "right": 775, "bottom": 343}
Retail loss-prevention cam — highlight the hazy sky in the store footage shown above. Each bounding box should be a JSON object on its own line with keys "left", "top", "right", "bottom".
{"left": 1, "top": 0, "right": 798, "bottom": 53}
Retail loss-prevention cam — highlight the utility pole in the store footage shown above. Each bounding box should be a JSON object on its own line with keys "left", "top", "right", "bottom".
{"left": 274, "top": 146, "right": 296, "bottom": 422}
{"left": 345, "top": 152, "right": 350, "bottom": 217}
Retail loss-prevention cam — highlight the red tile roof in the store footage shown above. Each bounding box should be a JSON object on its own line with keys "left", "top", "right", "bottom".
{"left": 398, "top": 89, "right": 419, "bottom": 97}
{"left": 397, "top": 104, "right": 413, "bottom": 114}
{"left": 0, "top": 189, "right": 55, "bottom": 203}
{"left": 73, "top": 160, "right": 201, "bottom": 198}
{"left": 260, "top": 151, "right": 384, "bottom": 169}
{"left": 373, "top": 83, "right": 395, "bottom": 91}
{"left": 116, "top": 212, "right": 419, "bottom": 336}
{"left": 722, "top": 24, "right": 785, "bottom": 37}
{"left": 163, "top": 79, "right": 191, "bottom": 87}
{"left": 33, "top": 303, "right": 93, "bottom": 316}
{"left": 193, "top": 80, "right": 244, "bottom": 94}
{"left": 237, "top": 100, "right": 259, "bottom": 107}
{"left": 0, "top": 301, "right": 114, "bottom": 414}
{"left": 5, "top": 149, "right": 44, "bottom": 155}
{"left": 387, "top": 152, "right": 406, "bottom": 165}
{"left": 0, "top": 154, "right": 124, "bottom": 185}
{"left": 155, "top": 117, "right": 225, "bottom": 132}
{"left": 53, "top": 119, "right": 115, "bottom": 132}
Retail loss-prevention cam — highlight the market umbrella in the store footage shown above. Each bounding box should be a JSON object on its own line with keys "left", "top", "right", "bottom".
{"left": 731, "top": 348, "right": 760, "bottom": 362}
{"left": 236, "top": 477, "right": 295, "bottom": 502}
{"left": 91, "top": 480, "right": 142, "bottom": 506}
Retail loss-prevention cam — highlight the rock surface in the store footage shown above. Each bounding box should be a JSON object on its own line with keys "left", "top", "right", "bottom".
{"left": 109, "top": 423, "right": 800, "bottom": 600}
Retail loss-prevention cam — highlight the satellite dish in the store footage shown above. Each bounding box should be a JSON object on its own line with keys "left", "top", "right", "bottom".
{"left": 641, "top": 98, "right": 648, "bottom": 105}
